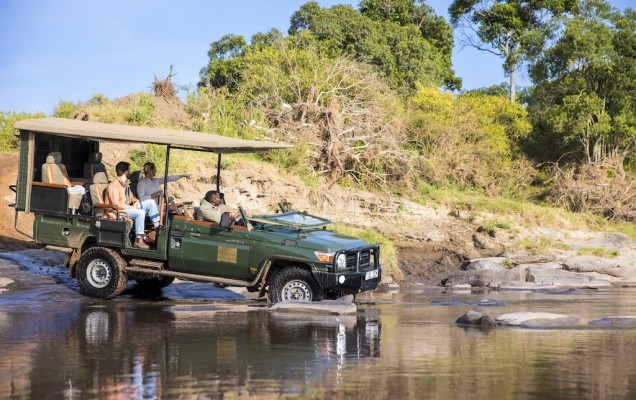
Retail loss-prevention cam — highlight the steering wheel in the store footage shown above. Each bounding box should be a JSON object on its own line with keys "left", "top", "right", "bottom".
{"left": 230, "top": 205, "right": 248, "bottom": 227}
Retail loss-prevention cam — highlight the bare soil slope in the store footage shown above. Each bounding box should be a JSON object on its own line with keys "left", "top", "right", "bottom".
{"left": 0, "top": 153, "right": 36, "bottom": 251}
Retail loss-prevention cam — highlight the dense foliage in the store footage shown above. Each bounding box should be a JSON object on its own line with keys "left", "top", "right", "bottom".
{"left": 4, "top": 0, "right": 636, "bottom": 222}
{"left": 200, "top": 1, "right": 459, "bottom": 96}
{"left": 527, "top": 0, "right": 636, "bottom": 165}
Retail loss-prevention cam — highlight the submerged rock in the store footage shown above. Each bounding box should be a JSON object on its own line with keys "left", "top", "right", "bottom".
{"left": 496, "top": 312, "right": 579, "bottom": 328}
{"left": 269, "top": 299, "right": 357, "bottom": 315}
{"left": 456, "top": 311, "right": 497, "bottom": 327}
{"left": 588, "top": 316, "right": 636, "bottom": 327}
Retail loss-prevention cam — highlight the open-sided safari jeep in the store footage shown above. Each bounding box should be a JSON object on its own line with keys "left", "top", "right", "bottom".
{"left": 9, "top": 118, "right": 381, "bottom": 302}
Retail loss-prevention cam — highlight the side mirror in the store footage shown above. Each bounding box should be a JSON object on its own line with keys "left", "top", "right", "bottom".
{"left": 219, "top": 212, "right": 232, "bottom": 230}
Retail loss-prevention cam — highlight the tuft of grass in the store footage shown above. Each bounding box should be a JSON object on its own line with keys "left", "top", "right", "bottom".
{"left": 577, "top": 247, "right": 620, "bottom": 258}
{"left": 509, "top": 237, "right": 573, "bottom": 254}
{"left": 481, "top": 218, "right": 515, "bottom": 235}
{"left": 333, "top": 225, "right": 401, "bottom": 282}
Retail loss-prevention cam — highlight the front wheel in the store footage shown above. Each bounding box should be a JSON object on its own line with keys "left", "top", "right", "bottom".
{"left": 267, "top": 266, "right": 324, "bottom": 303}
{"left": 76, "top": 247, "right": 128, "bottom": 299}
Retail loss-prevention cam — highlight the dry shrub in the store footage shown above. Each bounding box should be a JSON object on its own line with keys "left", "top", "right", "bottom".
{"left": 257, "top": 55, "right": 409, "bottom": 188}
{"left": 153, "top": 65, "right": 178, "bottom": 100}
{"left": 270, "top": 98, "right": 408, "bottom": 187}
{"left": 549, "top": 158, "right": 636, "bottom": 221}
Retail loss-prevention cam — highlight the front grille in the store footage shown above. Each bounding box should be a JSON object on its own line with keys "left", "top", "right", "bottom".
{"left": 342, "top": 246, "right": 377, "bottom": 272}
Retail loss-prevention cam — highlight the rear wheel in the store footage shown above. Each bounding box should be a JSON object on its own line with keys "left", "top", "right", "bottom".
{"left": 135, "top": 276, "right": 175, "bottom": 290}
{"left": 76, "top": 247, "right": 128, "bottom": 299}
{"left": 268, "top": 266, "right": 324, "bottom": 303}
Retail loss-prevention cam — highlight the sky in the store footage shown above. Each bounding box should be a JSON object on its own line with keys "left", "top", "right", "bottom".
{"left": 0, "top": 0, "right": 633, "bottom": 114}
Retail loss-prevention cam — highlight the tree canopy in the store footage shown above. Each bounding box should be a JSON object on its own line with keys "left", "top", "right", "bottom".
{"left": 199, "top": 1, "right": 459, "bottom": 96}
{"left": 527, "top": 0, "right": 636, "bottom": 164}
{"left": 449, "top": 0, "right": 578, "bottom": 101}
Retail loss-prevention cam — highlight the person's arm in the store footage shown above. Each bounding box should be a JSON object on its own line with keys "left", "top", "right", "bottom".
{"left": 129, "top": 187, "right": 140, "bottom": 208}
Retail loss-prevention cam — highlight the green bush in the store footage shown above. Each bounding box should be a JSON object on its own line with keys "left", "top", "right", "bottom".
{"left": 126, "top": 93, "right": 155, "bottom": 125}
{"left": 0, "top": 111, "right": 46, "bottom": 152}
{"left": 53, "top": 100, "right": 81, "bottom": 118}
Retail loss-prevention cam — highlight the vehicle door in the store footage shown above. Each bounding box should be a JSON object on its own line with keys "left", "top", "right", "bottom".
{"left": 171, "top": 216, "right": 254, "bottom": 280}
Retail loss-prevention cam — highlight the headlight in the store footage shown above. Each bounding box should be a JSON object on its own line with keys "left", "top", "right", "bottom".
{"left": 315, "top": 251, "right": 335, "bottom": 263}
{"left": 336, "top": 253, "right": 347, "bottom": 270}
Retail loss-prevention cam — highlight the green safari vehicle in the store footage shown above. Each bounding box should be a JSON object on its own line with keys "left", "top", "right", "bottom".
{"left": 9, "top": 118, "right": 381, "bottom": 302}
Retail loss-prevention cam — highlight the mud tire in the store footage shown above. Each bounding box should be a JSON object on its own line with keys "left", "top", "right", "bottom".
{"left": 77, "top": 247, "right": 128, "bottom": 299}
{"left": 135, "top": 276, "right": 175, "bottom": 290}
{"left": 267, "top": 266, "right": 324, "bottom": 303}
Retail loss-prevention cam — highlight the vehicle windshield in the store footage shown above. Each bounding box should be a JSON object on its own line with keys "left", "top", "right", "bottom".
{"left": 253, "top": 211, "right": 331, "bottom": 228}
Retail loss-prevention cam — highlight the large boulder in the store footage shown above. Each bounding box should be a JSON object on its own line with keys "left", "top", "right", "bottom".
{"left": 563, "top": 256, "right": 617, "bottom": 273}
{"left": 442, "top": 270, "right": 508, "bottom": 287}
{"left": 526, "top": 267, "right": 613, "bottom": 287}
{"left": 464, "top": 259, "right": 506, "bottom": 272}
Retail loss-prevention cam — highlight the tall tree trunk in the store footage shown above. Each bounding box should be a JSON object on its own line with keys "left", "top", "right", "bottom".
{"left": 509, "top": 63, "right": 516, "bottom": 102}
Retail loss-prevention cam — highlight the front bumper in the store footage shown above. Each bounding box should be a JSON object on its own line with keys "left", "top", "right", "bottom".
{"left": 313, "top": 267, "right": 382, "bottom": 294}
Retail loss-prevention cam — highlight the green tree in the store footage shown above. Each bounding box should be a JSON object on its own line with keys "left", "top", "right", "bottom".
{"left": 199, "top": 34, "right": 248, "bottom": 90}
{"left": 289, "top": 1, "right": 459, "bottom": 96}
{"left": 527, "top": 0, "right": 636, "bottom": 164}
{"left": 449, "top": 0, "right": 578, "bottom": 102}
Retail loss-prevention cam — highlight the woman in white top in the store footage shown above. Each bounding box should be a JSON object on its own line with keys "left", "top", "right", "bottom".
{"left": 137, "top": 162, "right": 191, "bottom": 205}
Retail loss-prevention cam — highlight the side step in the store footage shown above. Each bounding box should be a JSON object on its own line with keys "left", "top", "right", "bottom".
{"left": 129, "top": 258, "right": 165, "bottom": 270}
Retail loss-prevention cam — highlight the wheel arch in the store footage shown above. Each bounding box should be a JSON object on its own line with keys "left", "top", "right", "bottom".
{"left": 262, "top": 257, "right": 315, "bottom": 287}
{"left": 69, "top": 237, "right": 99, "bottom": 278}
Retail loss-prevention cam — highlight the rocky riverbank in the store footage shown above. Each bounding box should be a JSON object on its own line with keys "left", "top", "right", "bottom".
{"left": 441, "top": 232, "right": 636, "bottom": 290}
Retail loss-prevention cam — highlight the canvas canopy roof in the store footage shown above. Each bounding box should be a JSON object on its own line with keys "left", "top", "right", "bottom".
{"left": 14, "top": 118, "right": 292, "bottom": 153}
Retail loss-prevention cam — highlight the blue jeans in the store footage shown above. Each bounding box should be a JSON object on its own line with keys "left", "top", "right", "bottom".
{"left": 141, "top": 199, "right": 160, "bottom": 227}
{"left": 124, "top": 208, "right": 146, "bottom": 236}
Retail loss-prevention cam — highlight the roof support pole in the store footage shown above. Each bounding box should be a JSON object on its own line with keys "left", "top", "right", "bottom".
{"left": 162, "top": 145, "right": 171, "bottom": 223}
{"left": 216, "top": 153, "right": 221, "bottom": 193}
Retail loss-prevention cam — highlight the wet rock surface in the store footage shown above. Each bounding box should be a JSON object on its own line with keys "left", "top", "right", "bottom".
{"left": 269, "top": 297, "right": 357, "bottom": 315}
{"left": 496, "top": 312, "right": 580, "bottom": 328}
{"left": 456, "top": 311, "right": 497, "bottom": 327}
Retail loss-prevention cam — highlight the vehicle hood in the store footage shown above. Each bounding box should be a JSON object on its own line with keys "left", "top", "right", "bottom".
{"left": 266, "top": 229, "right": 368, "bottom": 251}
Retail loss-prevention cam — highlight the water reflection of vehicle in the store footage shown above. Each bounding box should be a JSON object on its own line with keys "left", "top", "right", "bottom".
{"left": 1, "top": 304, "right": 381, "bottom": 398}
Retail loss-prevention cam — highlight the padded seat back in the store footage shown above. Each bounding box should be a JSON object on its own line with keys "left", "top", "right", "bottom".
{"left": 89, "top": 172, "right": 110, "bottom": 217}
{"left": 83, "top": 152, "right": 107, "bottom": 181}
{"left": 129, "top": 170, "right": 142, "bottom": 198}
{"left": 42, "top": 152, "right": 72, "bottom": 186}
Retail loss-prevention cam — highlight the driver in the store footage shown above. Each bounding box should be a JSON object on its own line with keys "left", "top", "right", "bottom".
{"left": 197, "top": 190, "right": 231, "bottom": 223}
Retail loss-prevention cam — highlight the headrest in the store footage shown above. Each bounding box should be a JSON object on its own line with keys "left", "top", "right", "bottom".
{"left": 93, "top": 172, "right": 109, "bottom": 184}
{"left": 46, "top": 152, "right": 62, "bottom": 164}
{"left": 129, "top": 170, "right": 141, "bottom": 183}
{"left": 88, "top": 152, "right": 102, "bottom": 163}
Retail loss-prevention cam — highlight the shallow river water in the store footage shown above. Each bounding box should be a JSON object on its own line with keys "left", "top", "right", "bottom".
{"left": 2, "top": 256, "right": 636, "bottom": 399}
